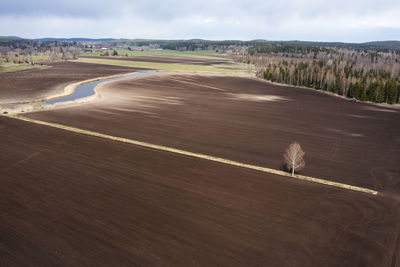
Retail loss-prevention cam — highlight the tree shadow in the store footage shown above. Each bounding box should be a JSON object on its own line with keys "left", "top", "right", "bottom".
{"left": 280, "top": 163, "right": 306, "bottom": 176}
{"left": 280, "top": 163, "right": 289, "bottom": 172}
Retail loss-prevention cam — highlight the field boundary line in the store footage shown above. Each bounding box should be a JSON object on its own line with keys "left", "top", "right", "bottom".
{"left": 168, "top": 78, "right": 226, "bottom": 91}
{"left": 9, "top": 115, "right": 378, "bottom": 196}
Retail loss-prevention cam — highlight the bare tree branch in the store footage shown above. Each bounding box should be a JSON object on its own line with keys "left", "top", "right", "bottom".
{"left": 284, "top": 142, "right": 305, "bottom": 176}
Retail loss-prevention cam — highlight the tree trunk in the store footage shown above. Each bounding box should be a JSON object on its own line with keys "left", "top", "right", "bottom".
{"left": 292, "top": 160, "right": 295, "bottom": 176}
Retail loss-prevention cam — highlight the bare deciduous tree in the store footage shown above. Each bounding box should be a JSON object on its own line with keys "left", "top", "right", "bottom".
{"left": 284, "top": 142, "right": 305, "bottom": 176}
{"left": 243, "top": 46, "right": 400, "bottom": 104}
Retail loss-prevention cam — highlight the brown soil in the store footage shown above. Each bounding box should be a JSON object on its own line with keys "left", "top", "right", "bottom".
{"left": 80, "top": 55, "right": 233, "bottom": 65}
{"left": 26, "top": 74, "right": 400, "bottom": 194}
{"left": 0, "top": 61, "right": 147, "bottom": 103}
{"left": 0, "top": 115, "right": 399, "bottom": 266}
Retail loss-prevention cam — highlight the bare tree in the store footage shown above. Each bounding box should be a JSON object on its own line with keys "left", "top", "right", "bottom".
{"left": 284, "top": 142, "right": 305, "bottom": 176}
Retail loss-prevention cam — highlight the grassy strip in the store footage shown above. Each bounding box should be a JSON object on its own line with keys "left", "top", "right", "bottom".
{"left": 213, "top": 63, "right": 252, "bottom": 70}
{"left": 0, "top": 63, "right": 41, "bottom": 73}
{"left": 84, "top": 49, "right": 227, "bottom": 60}
{"left": 9, "top": 115, "right": 378, "bottom": 196}
{"left": 116, "top": 50, "right": 222, "bottom": 59}
{"left": 76, "top": 58, "right": 244, "bottom": 73}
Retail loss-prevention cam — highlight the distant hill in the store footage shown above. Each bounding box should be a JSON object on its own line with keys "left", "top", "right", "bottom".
{"left": 358, "top": 40, "right": 400, "bottom": 49}
{"left": 259, "top": 40, "right": 400, "bottom": 50}
{"left": 35, "top": 38, "right": 116, "bottom": 42}
{"left": 0, "top": 36, "right": 399, "bottom": 51}
{"left": 0, "top": 36, "right": 29, "bottom": 46}
{"left": 0, "top": 36, "right": 24, "bottom": 43}
{"left": 0, "top": 36, "right": 23, "bottom": 41}
{"left": 108, "top": 39, "right": 400, "bottom": 51}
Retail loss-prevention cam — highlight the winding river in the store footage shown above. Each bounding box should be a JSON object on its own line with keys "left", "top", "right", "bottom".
{"left": 45, "top": 71, "right": 164, "bottom": 105}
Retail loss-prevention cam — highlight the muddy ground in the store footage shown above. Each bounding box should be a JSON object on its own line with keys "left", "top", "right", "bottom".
{"left": 80, "top": 55, "right": 232, "bottom": 66}
{"left": 0, "top": 116, "right": 399, "bottom": 266}
{"left": 2, "top": 62, "right": 400, "bottom": 266}
{"left": 0, "top": 61, "right": 146, "bottom": 103}
{"left": 26, "top": 74, "right": 400, "bottom": 194}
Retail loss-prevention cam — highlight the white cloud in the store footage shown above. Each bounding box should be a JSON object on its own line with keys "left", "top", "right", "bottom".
{"left": 0, "top": 0, "right": 399, "bottom": 41}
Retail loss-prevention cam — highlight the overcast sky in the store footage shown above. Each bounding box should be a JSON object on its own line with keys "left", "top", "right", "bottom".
{"left": 1, "top": 0, "right": 399, "bottom": 42}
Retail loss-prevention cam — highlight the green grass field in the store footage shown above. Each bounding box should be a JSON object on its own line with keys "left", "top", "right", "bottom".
{"left": 84, "top": 49, "right": 230, "bottom": 61}
{"left": 31, "top": 55, "right": 48, "bottom": 62}
{"left": 214, "top": 63, "right": 253, "bottom": 70}
{"left": 76, "top": 58, "right": 247, "bottom": 73}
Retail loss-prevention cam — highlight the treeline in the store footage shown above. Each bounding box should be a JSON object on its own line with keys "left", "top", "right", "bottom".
{"left": 0, "top": 37, "right": 83, "bottom": 49}
{"left": 0, "top": 38, "right": 82, "bottom": 65}
{"left": 248, "top": 42, "right": 400, "bottom": 54}
{"left": 0, "top": 47, "right": 80, "bottom": 65}
{"left": 103, "top": 39, "right": 400, "bottom": 54}
{"left": 243, "top": 46, "right": 400, "bottom": 104}
{"left": 3, "top": 36, "right": 400, "bottom": 54}
{"left": 104, "top": 39, "right": 262, "bottom": 53}
{"left": 159, "top": 40, "right": 265, "bottom": 52}
{"left": 137, "top": 39, "right": 400, "bottom": 53}
{"left": 249, "top": 46, "right": 336, "bottom": 56}
{"left": 153, "top": 40, "right": 400, "bottom": 54}
{"left": 147, "top": 39, "right": 400, "bottom": 53}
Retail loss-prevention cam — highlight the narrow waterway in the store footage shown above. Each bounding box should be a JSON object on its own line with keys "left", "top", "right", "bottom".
{"left": 45, "top": 71, "right": 164, "bottom": 105}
